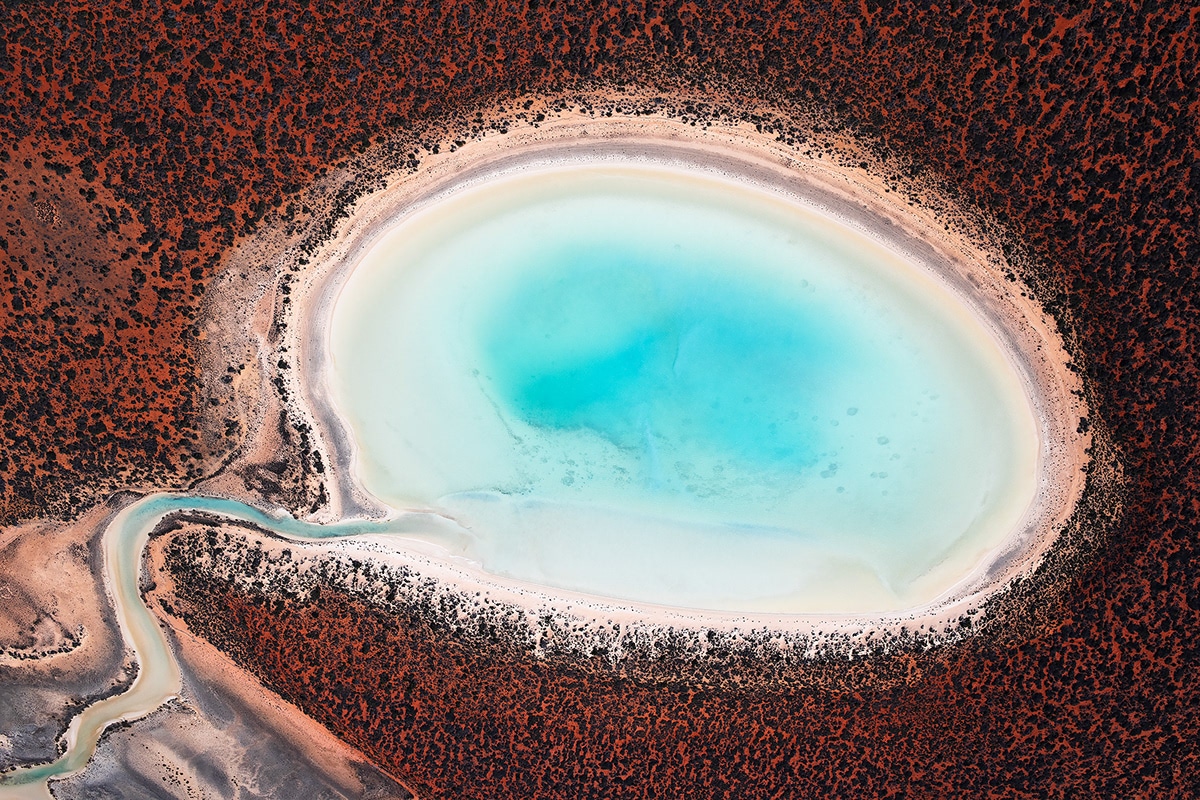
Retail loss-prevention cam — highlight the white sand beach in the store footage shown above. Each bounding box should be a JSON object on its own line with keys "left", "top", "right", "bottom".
{"left": 276, "top": 106, "right": 1091, "bottom": 638}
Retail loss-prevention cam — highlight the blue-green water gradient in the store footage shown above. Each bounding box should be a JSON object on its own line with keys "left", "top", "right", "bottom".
{"left": 329, "top": 164, "right": 1038, "bottom": 612}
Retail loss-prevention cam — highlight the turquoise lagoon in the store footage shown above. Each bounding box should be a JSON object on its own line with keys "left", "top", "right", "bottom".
{"left": 329, "top": 164, "right": 1039, "bottom": 613}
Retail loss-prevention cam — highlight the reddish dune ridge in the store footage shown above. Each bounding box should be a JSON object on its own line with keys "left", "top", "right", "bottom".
{"left": 2, "top": 0, "right": 1198, "bottom": 796}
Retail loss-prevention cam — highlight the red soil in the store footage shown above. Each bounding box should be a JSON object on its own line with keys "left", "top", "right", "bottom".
{"left": 5, "top": 0, "right": 1199, "bottom": 795}
{"left": 166, "top": 550, "right": 1194, "bottom": 797}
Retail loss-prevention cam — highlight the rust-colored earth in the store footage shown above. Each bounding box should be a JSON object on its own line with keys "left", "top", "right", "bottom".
{"left": 3, "top": 0, "right": 1198, "bottom": 796}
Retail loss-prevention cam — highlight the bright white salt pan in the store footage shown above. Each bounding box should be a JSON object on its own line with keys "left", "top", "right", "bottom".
{"left": 328, "top": 164, "right": 1039, "bottom": 613}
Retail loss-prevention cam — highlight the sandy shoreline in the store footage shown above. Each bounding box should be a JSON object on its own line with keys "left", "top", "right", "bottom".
{"left": 245, "top": 104, "right": 1091, "bottom": 641}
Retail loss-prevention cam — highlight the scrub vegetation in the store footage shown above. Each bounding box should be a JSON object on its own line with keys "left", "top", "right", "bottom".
{"left": 1, "top": 0, "right": 1196, "bottom": 796}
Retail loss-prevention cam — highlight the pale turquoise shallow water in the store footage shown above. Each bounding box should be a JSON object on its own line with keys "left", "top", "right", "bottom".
{"left": 330, "top": 164, "right": 1039, "bottom": 612}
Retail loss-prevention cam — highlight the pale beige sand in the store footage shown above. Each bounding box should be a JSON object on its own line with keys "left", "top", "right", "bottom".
{"left": 0, "top": 502, "right": 134, "bottom": 773}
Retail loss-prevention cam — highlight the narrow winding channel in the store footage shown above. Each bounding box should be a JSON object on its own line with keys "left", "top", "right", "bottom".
{"left": 0, "top": 493, "right": 445, "bottom": 796}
